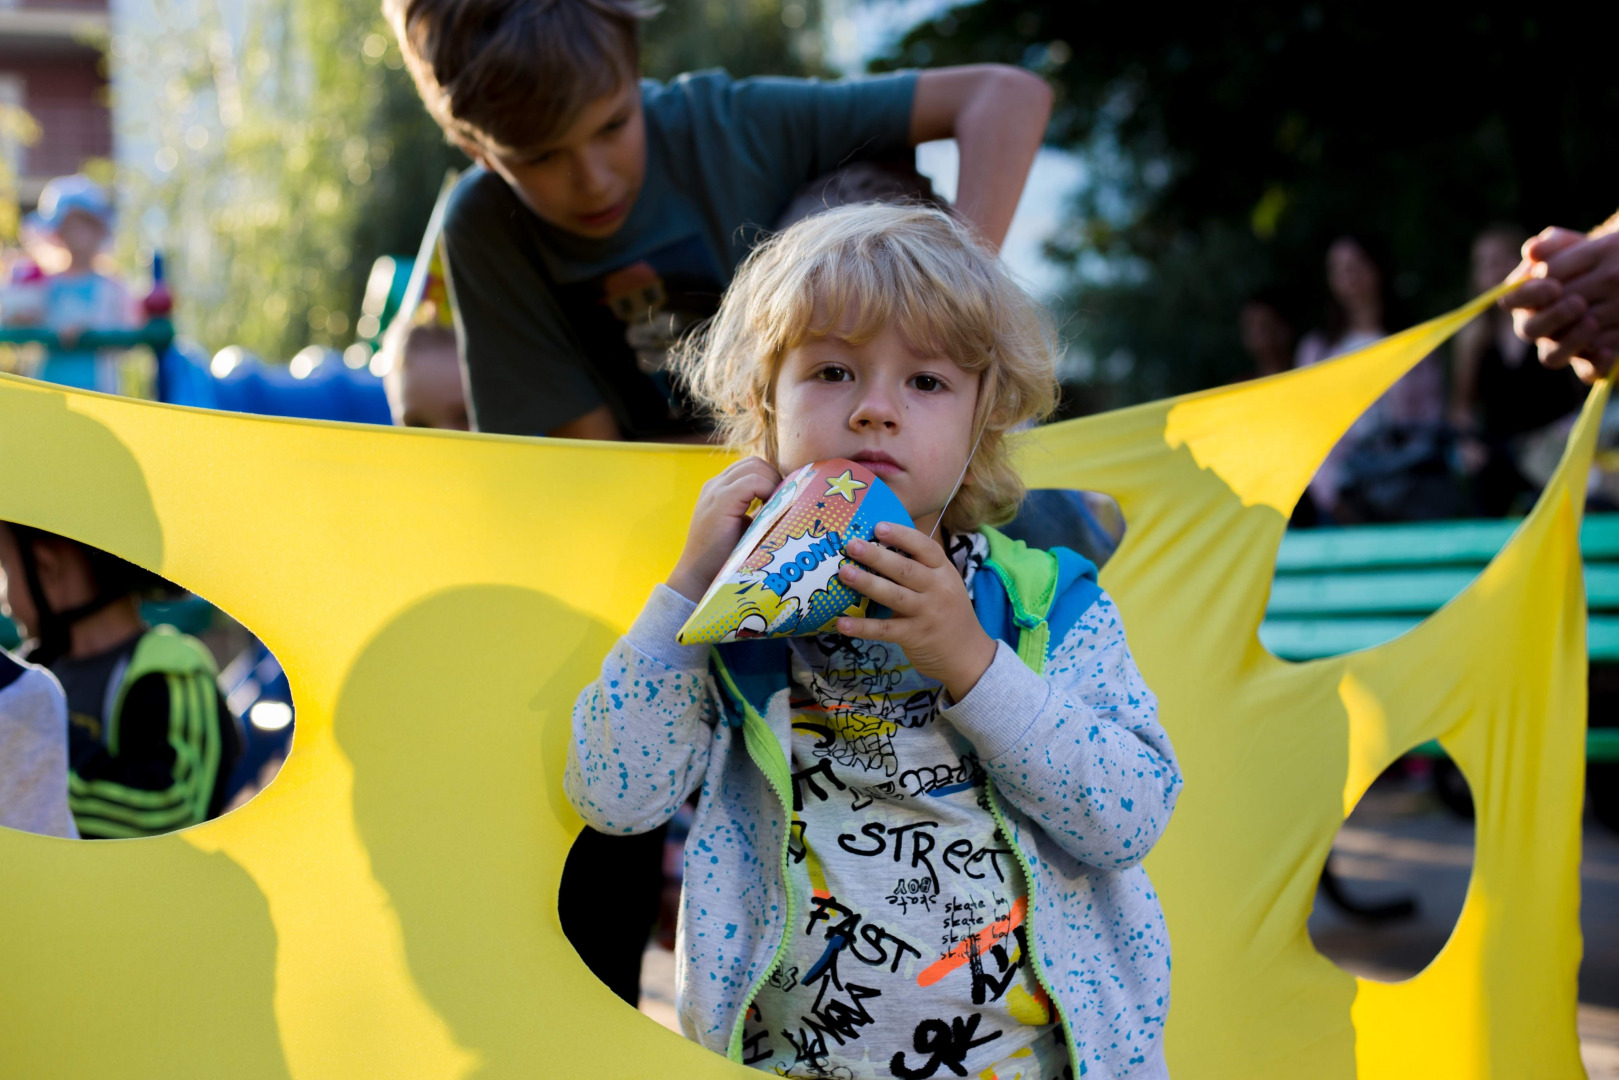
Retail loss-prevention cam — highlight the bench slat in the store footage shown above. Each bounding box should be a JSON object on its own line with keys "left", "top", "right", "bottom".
{"left": 1260, "top": 614, "right": 1619, "bottom": 660}
{"left": 1267, "top": 564, "right": 1619, "bottom": 615}
{"left": 1259, "top": 618, "right": 1419, "bottom": 659}
{"left": 1274, "top": 513, "right": 1619, "bottom": 572}
{"left": 1410, "top": 731, "right": 1618, "bottom": 763}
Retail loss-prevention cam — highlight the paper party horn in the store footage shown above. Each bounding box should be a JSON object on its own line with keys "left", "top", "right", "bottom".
{"left": 676, "top": 458, "right": 913, "bottom": 644}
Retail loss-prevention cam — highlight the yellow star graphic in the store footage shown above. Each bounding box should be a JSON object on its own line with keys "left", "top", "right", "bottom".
{"left": 824, "top": 468, "right": 868, "bottom": 502}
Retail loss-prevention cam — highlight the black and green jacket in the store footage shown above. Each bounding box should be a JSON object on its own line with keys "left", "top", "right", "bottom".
{"left": 59, "top": 626, "right": 240, "bottom": 839}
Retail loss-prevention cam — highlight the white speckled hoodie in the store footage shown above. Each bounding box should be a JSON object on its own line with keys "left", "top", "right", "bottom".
{"left": 565, "top": 530, "right": 1181, "bottom": 1078}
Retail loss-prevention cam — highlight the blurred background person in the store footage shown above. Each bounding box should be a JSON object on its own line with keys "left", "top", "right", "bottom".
{"left": 1236, "top": 288, "right": 1312, "bottom": 524}
{"left": 1294, "top": 234, "right": 1457, "bottom": 523}
{"left": 6, "top": 175, "right": 138, "bottom": 394}
{"left": 381, "top": 302, "right": 469, "bottom": 431}
{"left": 1239, "top": 289, "right": 1298, "bottom": 381}
{"left": 1453, "top": 225, "right": 1588, "bottom": 516}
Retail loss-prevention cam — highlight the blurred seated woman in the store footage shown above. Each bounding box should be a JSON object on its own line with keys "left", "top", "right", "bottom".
{"left": 1295, "top": 234, "right": 1460, "bottom": 523}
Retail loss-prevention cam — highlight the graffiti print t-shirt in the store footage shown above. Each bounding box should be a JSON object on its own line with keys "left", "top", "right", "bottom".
{"left": 743, "top": 533, "right": 1068, "bottom": 1079}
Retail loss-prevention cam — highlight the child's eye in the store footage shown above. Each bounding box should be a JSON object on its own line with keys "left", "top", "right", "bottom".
{"left": 816, "top": 366, "right": 851, "bottom": 382}
{"left": 912, "top": 374, "right": 943, "bottom": 392}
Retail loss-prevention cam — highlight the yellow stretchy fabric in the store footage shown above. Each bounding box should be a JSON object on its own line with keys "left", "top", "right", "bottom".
{"left": 0, "top": 284, "right": 1598, "bottom": 1078}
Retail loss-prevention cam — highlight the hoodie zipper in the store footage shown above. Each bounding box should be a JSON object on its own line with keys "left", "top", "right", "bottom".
{"left": 985, "top": 779, "right": 1084, "bottom": 1079}
{"left": 714, "top": 662, "right": 797, "bottom": 1064}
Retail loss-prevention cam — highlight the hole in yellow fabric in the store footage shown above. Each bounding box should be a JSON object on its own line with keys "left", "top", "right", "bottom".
{"left": 1588, "top": 667, "right": 1619, "bottom": 836}
{"left": 557, "top": 822, "right": 673, "bottom": 1021}
{"left": 1308, "top": 761, "right": 1474, "bottom": 981}
{"left": 1260, "top": 511, "right": 1533, "bottom": 665}
{"left": 0, "top": 524, "right": 289, "bottom": 838}
{"left": 1263, "top": 334, "right": 1592, "bottom": 664}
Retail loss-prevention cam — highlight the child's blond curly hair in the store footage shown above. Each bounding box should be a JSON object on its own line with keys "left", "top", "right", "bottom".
{"left": 671, "top": 202, "right": 1060, "bottom": 535}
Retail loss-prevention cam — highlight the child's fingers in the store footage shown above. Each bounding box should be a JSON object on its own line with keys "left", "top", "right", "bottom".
{"left": 714, "top": 459, "right": 781, "bottom": 507}
{"left": 845, "top": 537, "right": 930, "bottom": 591}
{"left": 871, "top": 522, "right": 947, "bottom": 567}
{"left": 724, "top": 456, "right": 781, "bottom": 488}
{"left": 728, "top": 470, "right": 782, "bottom": 504}
{"left": 835, "top": 614, "right": 903, "bottom": 642}
{"left": 712, "top": 456, "right": 775, "bottom": 483}
{"left": 837, "top": 561, "right": 918, "bottom": 613}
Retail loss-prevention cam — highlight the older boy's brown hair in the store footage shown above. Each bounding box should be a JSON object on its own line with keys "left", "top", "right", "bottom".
{"left": 385, "top": 0, "right": 653, "bottom": 156}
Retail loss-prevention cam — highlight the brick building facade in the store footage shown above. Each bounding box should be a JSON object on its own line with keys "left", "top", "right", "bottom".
{"left": 0, "top": 0, "right": 110, "bottom": 208}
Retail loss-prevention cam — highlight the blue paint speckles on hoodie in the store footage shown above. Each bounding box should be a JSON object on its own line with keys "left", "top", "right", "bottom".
{"left": 565, "top": 557, "right": 1181, "bottom": 1080}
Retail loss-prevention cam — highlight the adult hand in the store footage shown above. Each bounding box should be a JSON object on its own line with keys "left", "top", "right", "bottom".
{"left": 835, "top": 523, "right": 997, "bottom": 702}
{"left": 665, "top": 457, "right": 782, "bottom": 602}
{"left": 1502, "top": 224, "right": 1619, "bottom": 382}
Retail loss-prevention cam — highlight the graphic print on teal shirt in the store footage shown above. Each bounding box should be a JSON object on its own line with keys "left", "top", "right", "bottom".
{"left": 441, "top": 69, "right": 920, "bottom": 437}
{"left": 546, "top": 232, "right": 726, "bottom": 432}
{"left": 741, "top": 533, "right": 1070, "bottom": 1079}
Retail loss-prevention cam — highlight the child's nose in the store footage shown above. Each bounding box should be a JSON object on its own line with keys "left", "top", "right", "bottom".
{"left": 850, "top": 386, "right": 901, "bottom": 430}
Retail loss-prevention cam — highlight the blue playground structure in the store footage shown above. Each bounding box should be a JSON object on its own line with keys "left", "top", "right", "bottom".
{"left": 0, "top": 317, "right": 398, "bottom": 423}
{"left": 160, "top": 339, "right": 391, "bottom": 423}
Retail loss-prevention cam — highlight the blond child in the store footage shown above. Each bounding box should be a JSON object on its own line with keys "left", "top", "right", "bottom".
{"left": 565, "top": 204, "right": 1180, "bottom": 1080}
{"left": 12, "top": 175, "right": 138, "bottom": 393}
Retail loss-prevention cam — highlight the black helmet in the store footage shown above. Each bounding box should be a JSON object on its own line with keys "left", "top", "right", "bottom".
{"left": 5, "top": 524, "right": 175, "bottom": 666}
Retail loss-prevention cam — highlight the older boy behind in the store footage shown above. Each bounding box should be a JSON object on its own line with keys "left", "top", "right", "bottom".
{"left": 386, "top": 0, "right": 1051, "bottom": 441}
{"left": 7, "top": 175, "right": 138, "bottom": 395}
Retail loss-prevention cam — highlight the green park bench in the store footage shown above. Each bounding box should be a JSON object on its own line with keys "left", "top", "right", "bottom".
{"left": 1261, "top": 514, "right": 1619, "bottom": 767}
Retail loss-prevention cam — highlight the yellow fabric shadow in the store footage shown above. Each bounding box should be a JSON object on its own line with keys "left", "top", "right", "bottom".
{"left": 0, "top": 285, "right": 1595, "bottom": 1078}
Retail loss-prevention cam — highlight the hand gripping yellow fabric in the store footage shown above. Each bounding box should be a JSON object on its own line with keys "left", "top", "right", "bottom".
{"left": 0, "top": 284, "right": 1598, "bottom": 1079}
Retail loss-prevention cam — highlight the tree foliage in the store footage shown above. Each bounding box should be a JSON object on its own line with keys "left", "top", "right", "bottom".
{"left": 644, "top": 0, "right": 827, "bottom": 80}
{"left": 116, "top": 0, "right": 821, "bottom": 362}
{"left": 887, "top": 2, "right": 1619, "bottom": 405}
{"left": 114, "top": 0, "right": 461, "bottom": 360}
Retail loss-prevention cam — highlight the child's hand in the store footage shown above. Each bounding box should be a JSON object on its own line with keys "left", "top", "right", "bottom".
{"left": 835, "top": 522, "right": 997, "bottom": 702}
{"left": 666, "top": 457, "right": 783, "bottom": 602}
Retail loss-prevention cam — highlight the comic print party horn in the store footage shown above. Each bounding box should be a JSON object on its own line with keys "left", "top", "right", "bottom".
{"left": 676, "top": 458, "right": 913, "bottom": 644}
